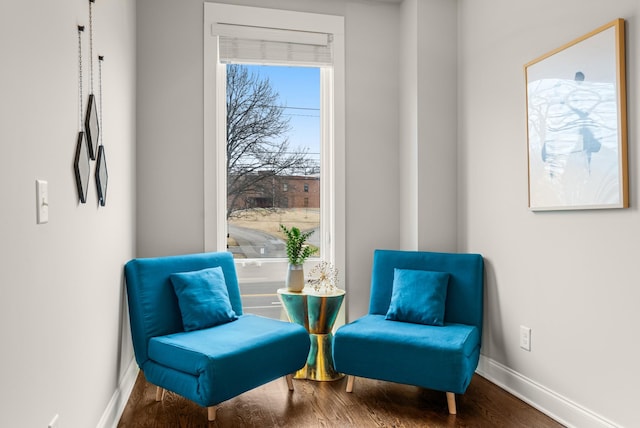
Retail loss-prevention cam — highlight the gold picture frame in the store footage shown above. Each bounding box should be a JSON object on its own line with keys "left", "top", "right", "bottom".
{"left": 525, "top": 19, "right": 628, "bottom": 211}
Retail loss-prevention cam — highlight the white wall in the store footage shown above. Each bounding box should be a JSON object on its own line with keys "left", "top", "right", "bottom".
{"left": 133, "top": 0, "right": 640, "bottom": 426}
{"left": 343, "top": 0, "right": 401, "bottom": 318}
{"left": 416, "top": 0, "right": 458, "bottom": 251}
{"left": 459, "top": 1, "right": 640, "bottom": 426}
{"left": 1, "top": 0, "right": 634, "bottom": 426}
{"left": 136, "top": 0, "right": 401, "bottom": 320}
{"left": 399, "top": 0, "right": 458, "bottom": 252}
{"left": 0, "top": 0, "right": 136, "bottom": 426}
{"left": 399, "top": 0, "right": 419, "bottom": 249}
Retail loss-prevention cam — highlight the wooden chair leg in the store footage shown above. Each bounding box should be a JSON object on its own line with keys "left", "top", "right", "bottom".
{"left": 155, "top": 386, "right": 165, "bottom": 402}
{"left": 207, "top": 406, "right": 217, "bottom": 421}
{"left": 346, "top": 375, "right": 355, "bottom": 393}
{"left": 446, "top": 392, "right": 457, "bottom": 415}
{"left": 286, "top": 374, "right": 294, "bottom": 391}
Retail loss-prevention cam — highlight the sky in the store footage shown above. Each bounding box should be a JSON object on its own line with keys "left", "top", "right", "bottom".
{"left": 244, "top": 65, "right": 321, "bottom": 161}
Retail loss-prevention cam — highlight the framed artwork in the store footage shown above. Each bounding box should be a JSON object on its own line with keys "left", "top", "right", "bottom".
{"left": 524, "top": 19, "right": 628, "bottom": 211}
{"left": 95, "top": 145, "right": 108, "bottom": 206}
{"left": 85, "top": 94, "right": 100, "bottom": 160}
{"left": 74, "top": 131, "right": 91, "bottom": 204}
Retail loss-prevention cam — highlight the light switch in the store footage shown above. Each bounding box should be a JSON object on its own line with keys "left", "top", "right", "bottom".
{"left": 36, "top": 180, "right": 48, "bottom": 224}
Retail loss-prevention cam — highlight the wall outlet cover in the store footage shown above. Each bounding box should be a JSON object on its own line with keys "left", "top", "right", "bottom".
{"left": 520, "top": 325, "right": 531, "bottom": 351}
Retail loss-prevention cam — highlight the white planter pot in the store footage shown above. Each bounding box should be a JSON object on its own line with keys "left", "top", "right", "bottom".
{"left": 286, "top": 264, "right": 305, "bottom": 292}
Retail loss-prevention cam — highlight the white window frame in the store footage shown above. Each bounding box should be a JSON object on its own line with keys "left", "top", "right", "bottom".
{"left": 203, "top": 4, "right": 345, "bottom": 295}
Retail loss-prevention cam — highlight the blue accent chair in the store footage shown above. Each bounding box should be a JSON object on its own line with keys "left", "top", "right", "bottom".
{"left": 124, "top": 252, "right": 310, "bottom": 421}
{"left": 333, "top": 249, "right": 484, "bottom": 414}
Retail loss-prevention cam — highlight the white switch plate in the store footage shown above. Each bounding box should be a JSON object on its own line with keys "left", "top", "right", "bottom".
{"left": 520, "top": 325, "right": 531, "bottom": 351}
{"left": 36, "top": 179, "right": 49, "bottom": 224}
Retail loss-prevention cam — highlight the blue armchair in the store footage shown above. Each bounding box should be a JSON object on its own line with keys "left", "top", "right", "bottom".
{"left": 333, "top": 249, "right": 484, "bottom": 414}
{"left": 124, "top": 252, "right": 310, "bottom": 421}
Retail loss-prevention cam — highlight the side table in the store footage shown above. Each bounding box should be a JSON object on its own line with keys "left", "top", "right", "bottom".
{"left": 277, "top": 288, "right": 345, "bottom": 381}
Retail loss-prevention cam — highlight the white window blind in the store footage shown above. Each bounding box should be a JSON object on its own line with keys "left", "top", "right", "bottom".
{"left": 212, "top": 23, "right": 333, "bottom": 66}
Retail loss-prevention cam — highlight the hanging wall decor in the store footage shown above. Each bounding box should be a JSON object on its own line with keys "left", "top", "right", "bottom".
{"left": 74, "top": 25, "right": 91, "bottom": 204}
{"left": 95, "top": 55, "right": 108, "bottom": 206}
{"left": 85, "top": 0, "right": 99, "bottom": 160}
{"left": 525, "top": 19, "right": 628, "bottom": 211}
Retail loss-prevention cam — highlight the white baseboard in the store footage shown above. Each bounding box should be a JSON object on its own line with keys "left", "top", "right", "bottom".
{"left": 96, "top": 358, "right": 139, "bottom": 428}
{"left": 477, "top": 355, "right": 620, "bottom": 428}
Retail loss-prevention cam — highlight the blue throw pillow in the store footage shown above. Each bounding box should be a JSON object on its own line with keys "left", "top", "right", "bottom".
{"left": 170, "top": 266, "right": 238, "bottom": 331}
{"left": 385, "top": 268, "right": 450, "bottom": 326}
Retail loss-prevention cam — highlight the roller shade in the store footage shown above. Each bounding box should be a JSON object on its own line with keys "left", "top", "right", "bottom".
{"left": 213, "top": 23, "right": 333, "bottom": 66}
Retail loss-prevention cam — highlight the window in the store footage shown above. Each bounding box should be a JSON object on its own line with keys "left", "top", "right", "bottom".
{"left": 225, "top": 64, "right": 320, "bottom": 263}
{"left": 204, "top": 3, "right": 345, "bottom": 320}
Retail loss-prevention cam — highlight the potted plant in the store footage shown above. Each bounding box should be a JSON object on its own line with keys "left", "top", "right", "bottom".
{"left": 280, "top": 224, "right": 317, "bottom": 292}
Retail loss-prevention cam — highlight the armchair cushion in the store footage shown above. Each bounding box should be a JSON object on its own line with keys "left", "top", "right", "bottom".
{"left": 170, "top": 266, "right": 237, "bottom": 331}
{"left": 148, "top": 314, "right": 306, "bottom": 376}
{"left": 147, "top": 314, "right": 310, "bottom": 406}
{"left": 334, "top": 314, "right": 480, "bottom": 394}
{"left": 386, "top": 268, "right": 449, "bottom": 326}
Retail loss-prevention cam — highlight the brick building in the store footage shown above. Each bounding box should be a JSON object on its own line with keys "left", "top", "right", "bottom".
{"left": 228, "top": 174, "right": 320, "bottom": 212}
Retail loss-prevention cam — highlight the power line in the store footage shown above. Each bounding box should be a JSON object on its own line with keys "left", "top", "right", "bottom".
{"left": 280, "top": 106, "right": 319, "bottom": 111}
{"left": 259, "top": 104, "right": 320, "bottom": 111}
{"left": 283, "top": 113, "right": 319, "bottom": 118}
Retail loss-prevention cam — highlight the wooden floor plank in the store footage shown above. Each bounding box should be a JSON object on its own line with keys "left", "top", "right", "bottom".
{"left": 117, "top": 372, "right": 564, "bottom": 427}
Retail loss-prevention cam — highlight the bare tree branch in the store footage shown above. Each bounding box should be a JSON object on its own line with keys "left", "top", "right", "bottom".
{"left": 226, "top": 65, "right": 315, "bottom": 218}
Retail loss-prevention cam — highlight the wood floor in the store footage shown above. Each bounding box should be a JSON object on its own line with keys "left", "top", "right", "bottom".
{"left": 118, "top": 372, "right": 564, "bottom": 427}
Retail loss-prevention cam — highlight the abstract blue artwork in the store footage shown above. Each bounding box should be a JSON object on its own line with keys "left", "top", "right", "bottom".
{"left": 525, "top": 19, "right": 628, "bottom": 211}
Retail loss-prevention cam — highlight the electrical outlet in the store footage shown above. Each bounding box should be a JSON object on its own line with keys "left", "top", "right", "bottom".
{"left": 520, "top": 325, "right": 531, "bottom": 351}
{"left": 48, "top": 414, "right": 59, "bottom": 428}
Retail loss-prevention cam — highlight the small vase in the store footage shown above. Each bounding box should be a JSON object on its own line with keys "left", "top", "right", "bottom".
{"left": 286, "top": 264, "right": 305, "bottom": 292}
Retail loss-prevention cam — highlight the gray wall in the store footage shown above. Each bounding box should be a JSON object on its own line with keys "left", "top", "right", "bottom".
{"left": 136, "top": 0, "right": 405, "bottom": 320}
{"left": 133, "top": 1, "right": 640, "bottom": 425}
{"left": 399, "top": 0, "right": 458, "bottom": 252}
{"left": 4, "top": 0, "right": 637, "bottom": 426}
{"left": 0, "top": 0, "right": 136, "bottom": 426}
{"left": 459, "top": 1, "right": 640, "bottom": 426}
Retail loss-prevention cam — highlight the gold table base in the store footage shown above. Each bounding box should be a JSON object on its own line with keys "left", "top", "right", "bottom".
{"left": 294, "top": 333, "right": 344, "bottom": 381}
{"left": 278, "top": 288, "right": 345, "bottom": 381}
